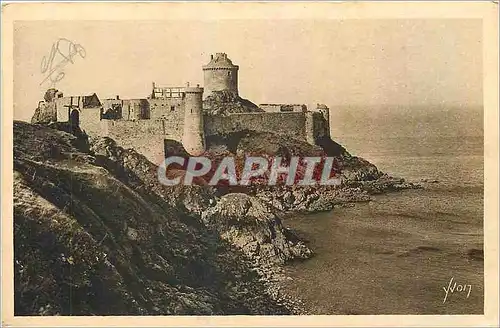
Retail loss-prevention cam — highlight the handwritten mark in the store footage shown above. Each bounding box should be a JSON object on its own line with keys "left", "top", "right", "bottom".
{"left": 442, "top": 277, "right": 472, "bottom": 303}
{"left": 40, "top": 38, "right": 86, "bottom": 87}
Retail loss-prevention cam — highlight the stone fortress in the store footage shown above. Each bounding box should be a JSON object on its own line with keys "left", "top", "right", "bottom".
{"left": 34, "top": 53, "right": 332, "bottom": 163}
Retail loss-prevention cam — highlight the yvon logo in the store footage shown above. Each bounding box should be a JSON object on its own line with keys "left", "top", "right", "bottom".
{"left": 442, "top": 277, "right": 472, "bottom": 303}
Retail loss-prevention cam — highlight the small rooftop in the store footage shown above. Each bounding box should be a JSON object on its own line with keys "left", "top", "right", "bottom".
{"left": 203, "top": 53, "right": 239, "bottom": 69}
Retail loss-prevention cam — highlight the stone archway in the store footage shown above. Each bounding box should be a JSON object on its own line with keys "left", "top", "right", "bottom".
{"left": 70, "top": 109, "right": 80, "bottom": 127}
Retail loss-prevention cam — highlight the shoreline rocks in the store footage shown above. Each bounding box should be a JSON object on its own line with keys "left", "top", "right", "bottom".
{"left": 202, "top": 193, "right": 313, "bottom": 266}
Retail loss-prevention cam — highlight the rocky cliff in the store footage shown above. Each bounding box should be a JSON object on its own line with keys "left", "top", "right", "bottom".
{"left": 203, "top": 90, "right": 263, "bottom": 115}
{"left": 15, "top": 113, "right": 418, "bottom": 315}
{"left": 204, "top": 130, "right": 417, "bottom": 213}
{"left": 13, "top": 121, "right": 311, "bottom": 315}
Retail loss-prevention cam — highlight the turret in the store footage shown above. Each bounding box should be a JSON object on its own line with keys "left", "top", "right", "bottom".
{"left": 317, "top": 104, "right": 331, "bottom": 138}
{"left": 182, "top": 83, "right": 205, "bottom": 155}
{"left": 151, "top": 82, "right": 156, "bottom": 99}
{"left": 202, "top": 53, "right": 239, "bottom": 99}
{"left": 305, "top": 112, "right": 316, "bottom": 145}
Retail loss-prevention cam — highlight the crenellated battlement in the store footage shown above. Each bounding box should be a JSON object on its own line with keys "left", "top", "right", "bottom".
{"left": 151, "top": 83, "right": 184, "bottom": 99}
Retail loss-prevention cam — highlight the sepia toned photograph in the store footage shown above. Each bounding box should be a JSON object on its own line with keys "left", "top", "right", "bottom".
{"left": 2, "top": 2, "right": 499, "bottom": 327}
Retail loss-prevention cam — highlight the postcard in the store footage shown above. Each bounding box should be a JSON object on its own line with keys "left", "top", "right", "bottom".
{"left": 1, "top": 2, "right": 498, "bottom": 327}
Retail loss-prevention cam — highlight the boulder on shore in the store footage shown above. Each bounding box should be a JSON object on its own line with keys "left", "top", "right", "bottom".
{"left": 202, "top": 193, "right": 313, "bottom": 266}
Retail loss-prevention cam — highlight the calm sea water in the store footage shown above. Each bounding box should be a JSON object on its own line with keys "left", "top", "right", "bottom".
{"left": 283, "top": 107, "right": 484, "bottom": 314}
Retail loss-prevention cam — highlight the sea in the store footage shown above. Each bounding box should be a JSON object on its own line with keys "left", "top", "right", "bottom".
{"left": 283, "top": 106, "right": 484, "bottom": 314}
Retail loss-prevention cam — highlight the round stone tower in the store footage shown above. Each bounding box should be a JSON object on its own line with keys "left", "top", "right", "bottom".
{"left": 182, "top": 84, "right": 205, "bottom": 155}
{"left": 202, "top": 53, "right": 239, "bottom": 99}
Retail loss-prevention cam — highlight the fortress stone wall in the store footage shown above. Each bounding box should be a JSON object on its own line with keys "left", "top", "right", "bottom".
{"left": 32, "top": 53, "right": 333, "bottom": 163}
{"left": 259, "top": 104, "right": 307, "bottom": 113}
{"left": 148, "top": 98, "right": 184, "bottom": 120}
{"left": 86, "top": 110, "right": 326, "bottom": 162}
{"left": 79, "top": 107, "right": 103, "bottom": 136}
{"left": 204, "top": 112, "right": 307, "bottom": 139}
{"left": 101, "top": 120, "right": 167, "bottom": 164}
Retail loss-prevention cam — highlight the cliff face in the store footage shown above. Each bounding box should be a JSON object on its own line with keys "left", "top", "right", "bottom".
{"left": 14, "top": 121, "right": 309, "bottom": 315}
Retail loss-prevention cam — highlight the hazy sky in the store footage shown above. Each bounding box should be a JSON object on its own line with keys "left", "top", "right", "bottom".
{"left": 14, "top": 19, "right": 482, "bottom": 121}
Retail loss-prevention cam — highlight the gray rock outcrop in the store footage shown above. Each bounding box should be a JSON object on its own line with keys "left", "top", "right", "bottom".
{"left": 202, "top": 193, "right": 313, "bottom": 266}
